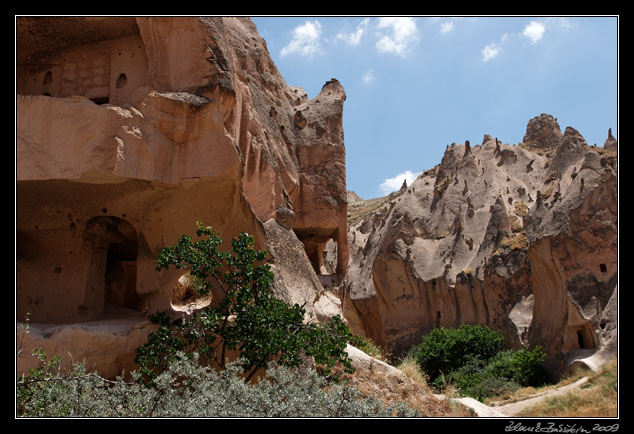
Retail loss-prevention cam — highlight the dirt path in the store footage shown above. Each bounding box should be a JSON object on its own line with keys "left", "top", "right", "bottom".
{"left": 445, "top": 377, "right": 590, "bottom": 417}
{"left": 494, "top": 377, "right": 589, "bottom": 416}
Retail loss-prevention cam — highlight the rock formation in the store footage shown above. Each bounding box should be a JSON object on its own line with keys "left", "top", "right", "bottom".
{"left": 345, "top": 114, "right": 617, "bottom": 376}
{"left": 604, "top": 128, "right": 618, "bottom": 153}
{"left": 16, "top": 17, "right": 348, "bottom": 377}
{"left": 16, "top": 17, "right": 617, "bottom": 383}
{"left": 523, "top": 113, "right": 563, "bottom": 149}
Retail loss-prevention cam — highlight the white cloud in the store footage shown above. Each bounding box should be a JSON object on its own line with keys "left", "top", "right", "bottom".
{"left": 362, "top": 68, "right": 375, "bottom": 84}
{"left": 523, "top": 21, "right": 546, "bottom": 44}
{"left": 481, "top": 43, "right": 501, "bottom": 62}
{"left": 437, "top": 17, "right": 478, "bottom": 34}
{"left": 440, "top": 21, "right": 455, "bottom": 33}
{"left": 375, "top": 17, "right": 419, "bottom": 56}
{"left": 280, "top": 20, "right": 323, "bottom": 59}
{"left": 379, "top": 170, "right": 418, "bottom": 195}
{"left": 337, "top": 18, "right": 369, "bottom": 46}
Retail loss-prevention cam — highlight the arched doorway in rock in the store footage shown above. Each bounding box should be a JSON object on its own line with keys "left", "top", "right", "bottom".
{"left": 104, "top": 225, "right": 139, "bottom": 311}
{"left": 83, "top": 216, "right": 144, "bottom": 319}
{"left": 293, "top": 228, "right": 338, "bottom": 276}
{"left": 563, "top": 322, "right": 598, "bottom": 353}
{"left": 571, "top": 324, "right": 597, "bottom": 350}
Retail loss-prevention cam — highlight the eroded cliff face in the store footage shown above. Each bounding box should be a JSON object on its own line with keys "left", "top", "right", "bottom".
{"left": 345, "top": 114, "right": 617, "bottom": 374}
{"left": 524, "top": 138, "right": 618, "bottom": 373}
{"left": 16, "top": 17, "right": 347, "bottom": 377}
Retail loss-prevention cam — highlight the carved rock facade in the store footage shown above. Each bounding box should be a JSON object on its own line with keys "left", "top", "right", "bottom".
{"left": 17, "top": 17, "right": 348, "bottom": 377}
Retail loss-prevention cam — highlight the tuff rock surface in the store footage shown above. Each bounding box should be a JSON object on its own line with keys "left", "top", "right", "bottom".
{"left": 16, "top": 16, "right": 617, "bottom": 383}
{"left": 344, "top": 115, "right": 617, "bottom": 375}
{"left": 16, "top": 17, "right": 348, "bottom": 377}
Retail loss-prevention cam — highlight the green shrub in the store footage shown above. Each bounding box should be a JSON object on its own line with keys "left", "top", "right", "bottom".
{"left": 17, "top": 350, "right": 421, "bottom": 417}
{"left": 414, "top": 325, "right": 550, "bottom": 399}
{"left": 484, "top": 346, "right": 549, "bottom": 387}
{"left": 136, "top": 223, "right": 355, "bottom": 383}
{"left": 414, "top": 324, "right": 504, "bottom": 382}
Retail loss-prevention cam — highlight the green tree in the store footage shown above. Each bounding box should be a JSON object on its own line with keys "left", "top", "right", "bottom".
{"left": 135, "top": 223, "right": 354, "bottom": 383}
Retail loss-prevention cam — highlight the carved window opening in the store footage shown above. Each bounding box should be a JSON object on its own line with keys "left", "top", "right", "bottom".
{"left": 17, "top": 17, "right": 147, "bottom": 106}
{"left": 43, "top": 70, "right": 53, "bottom": 85}
{"left": 577, "top": 330, "right": 586, "bottom": 349}
{"left": 600, "top": 263, "right": 607, "bottom": 273}
{"left": 116, "top": 73, "right": 127, "bottom": 89}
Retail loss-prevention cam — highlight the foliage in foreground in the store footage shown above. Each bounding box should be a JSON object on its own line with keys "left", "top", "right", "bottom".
{"left": 16, "top": 351, "right": 421, "bottom": 417}
{"left": 17, "top": 223, "right": 424, "bottom": 417}
{"left": 135, "top": 223, "right": 354, "bottom": 383}
{"left": 414, "top": 324, "right": 549, "bottom": 401}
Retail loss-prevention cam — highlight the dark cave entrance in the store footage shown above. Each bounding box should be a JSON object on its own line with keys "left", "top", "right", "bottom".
{"left": 104, "top": 230, "right": 141, "bottom": 311}
{"left": 84, "top": 216, "right": 144, "bottom": 318}
{"left": 577, "top": 330, "right": 586, "bottom": 349}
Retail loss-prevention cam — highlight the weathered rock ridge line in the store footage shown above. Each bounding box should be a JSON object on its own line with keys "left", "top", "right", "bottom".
{"left": 344, "top": 114, "right": 617, "bottom": 375}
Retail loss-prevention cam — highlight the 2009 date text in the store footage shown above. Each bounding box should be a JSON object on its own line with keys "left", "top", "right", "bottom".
{"left": 505, "top": 421, "right": 619, "bottom": 433}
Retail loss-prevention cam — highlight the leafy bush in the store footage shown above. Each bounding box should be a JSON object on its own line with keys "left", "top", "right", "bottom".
{"left": 414, "top": 324, "right": 504, "bottom": 382}
{"left": 413, "top": 324, "right": 550, "bottom": 400}
{"left": 484, "top": 346, "right": 549, "bottom": 387}
{"left": 17, "top": 350, "right": 421, "bottom": 417}
{"left": 136, "top": 223, "right": 354, "bottom": 383}
{"left": 441, "top": 354, "right": 520, "bottom": 400}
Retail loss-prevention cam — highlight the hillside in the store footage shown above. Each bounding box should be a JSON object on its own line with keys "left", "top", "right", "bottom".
{"left": 342, "top": 115, "right": 617, "bottom": 379}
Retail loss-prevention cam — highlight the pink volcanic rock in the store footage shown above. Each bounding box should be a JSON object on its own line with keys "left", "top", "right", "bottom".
{"left": 16, "top": 17, "right": 348, "bottom": 378}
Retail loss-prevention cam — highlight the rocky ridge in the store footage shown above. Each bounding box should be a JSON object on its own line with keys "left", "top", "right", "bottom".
{"left": 343, "top": 114, "right": 617, "bottom": 375}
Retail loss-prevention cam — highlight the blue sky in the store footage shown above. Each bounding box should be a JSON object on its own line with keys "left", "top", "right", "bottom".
{"left": 250, "top": 16, "right": 618, "bottom": 199}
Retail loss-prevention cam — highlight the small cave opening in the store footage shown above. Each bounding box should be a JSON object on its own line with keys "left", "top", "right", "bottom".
{"left": 599, "top": 263, "right": 607, "bottom": 273}
{"left": 90, "top": 96, "right": 110, "bottom": 105}
{"left": 293, "top": 228, "right": 338, "bottom": 276}
{"left": 577, "top": 330, "right": 586, "bottom": 349}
